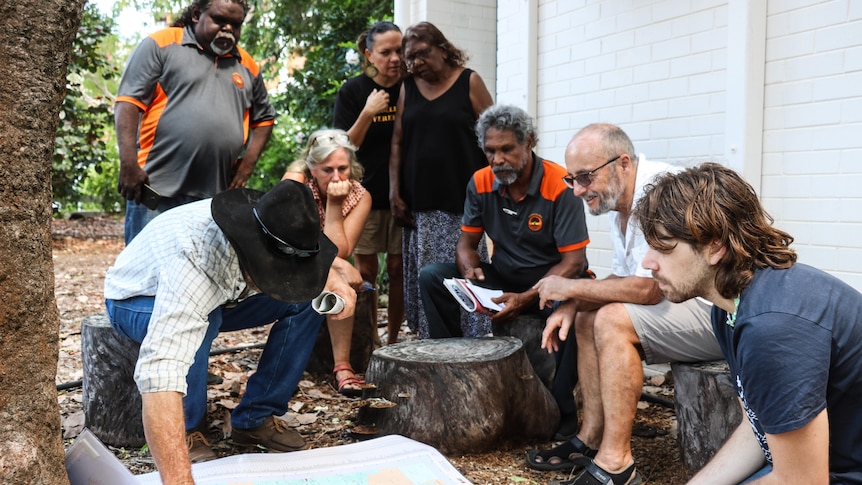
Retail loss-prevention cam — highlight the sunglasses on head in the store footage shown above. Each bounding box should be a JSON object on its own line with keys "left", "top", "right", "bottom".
{"left": 311, "top": 133, "right": 351, "bottom": 148}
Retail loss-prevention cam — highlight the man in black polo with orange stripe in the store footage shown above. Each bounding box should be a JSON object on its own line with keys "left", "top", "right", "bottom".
{"left": 115, "top": 0, "right": 275, "bottom": 244}
{"left": 418, "top": 104, "right": 590, "bottom": 436}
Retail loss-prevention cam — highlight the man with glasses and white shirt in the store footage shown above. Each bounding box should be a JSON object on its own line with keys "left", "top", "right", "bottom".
{"left": 525, "top": 123, "right": 722, "bottom": 485}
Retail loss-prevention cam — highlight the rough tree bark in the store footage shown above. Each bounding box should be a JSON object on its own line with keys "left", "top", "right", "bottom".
{"left": 0, "top": 1, "right": 85, "bottom": 483}
{"left": 82, "top": 314, "right": 146, "bottom": 448}
{"left": 359, "top": 337, "right": 559, "bottom": 454}
{"left": 671, "top": 361, "right": 743, "bottom": 473}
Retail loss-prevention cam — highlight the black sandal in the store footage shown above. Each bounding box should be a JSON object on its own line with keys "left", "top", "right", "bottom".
{"left": 551, "top": 460, "right": 641, "bottom": 485}
{"left": 525, "top": 436, "right": 597, "bottom": 471}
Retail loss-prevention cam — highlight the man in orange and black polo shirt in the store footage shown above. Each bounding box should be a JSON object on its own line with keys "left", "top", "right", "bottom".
{"left": 418, "top": 104, "right": 591, "bottom": 435}
{"left": 115, "top": 0, "right": 275, "bottom": 244}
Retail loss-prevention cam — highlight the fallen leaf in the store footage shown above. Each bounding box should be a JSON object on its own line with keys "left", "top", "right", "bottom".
{"left": 62, "top": 411, "right": 85, "bottom": 439}
{"left": 296, "top": 413, "right": 317, "bottom": 425}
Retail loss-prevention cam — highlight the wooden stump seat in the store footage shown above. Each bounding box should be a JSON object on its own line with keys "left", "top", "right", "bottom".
{"left": 492, "top": 314, "right": 556, "bottom": 388}
{"left": 81, "top": 313, "right": 146, "bottom": 447}
{"left": 671, "top": 360, "right": 742, "bottom": 473}
{"left": 357, "top": 337, "right": 559, "bottom": 454}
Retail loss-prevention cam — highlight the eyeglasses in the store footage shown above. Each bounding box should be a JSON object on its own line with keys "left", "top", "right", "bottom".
{"left": 253, "top": 207, "right": 319, "bottom": 258}
{"left": 563, "top": 155, "right": 622, "bottom": 189}
{"left": 311, "top": 133, "right": 351, "bottom": 148}
{"left": 404, "top": 46, "right": 433, "bottom": 68}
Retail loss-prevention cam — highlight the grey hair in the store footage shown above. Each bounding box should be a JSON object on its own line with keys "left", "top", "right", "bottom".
{"left": 287, "top": 128, "right": 364, "bottom": 181}
{"left": 475, "top": 104, "right": 538, "bottom": 148}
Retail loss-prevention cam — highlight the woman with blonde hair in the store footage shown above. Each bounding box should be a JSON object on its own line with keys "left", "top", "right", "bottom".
{"left": 283, "top": 128, "right": 371, "bottom": 396}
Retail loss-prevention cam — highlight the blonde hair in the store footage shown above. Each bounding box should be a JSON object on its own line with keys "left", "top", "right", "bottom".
{"left": 286, "top": 129, "right": 364, "bottom": 181}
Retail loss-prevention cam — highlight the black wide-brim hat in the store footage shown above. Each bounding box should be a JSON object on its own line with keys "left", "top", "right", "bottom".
{"left": 211, "top": 179, "right": 337, "bottom": 303}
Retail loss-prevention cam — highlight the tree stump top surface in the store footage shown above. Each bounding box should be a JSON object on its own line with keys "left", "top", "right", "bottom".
{"left": 374, "top": 337, "right": 522, "bottom": 363}
{"left": 82, "top": 312, "right": 110, "bottom": 328}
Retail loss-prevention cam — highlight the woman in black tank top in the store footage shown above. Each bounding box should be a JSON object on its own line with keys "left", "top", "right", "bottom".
{"left": 388, "top": 22, "right": 494, "bottom": 339}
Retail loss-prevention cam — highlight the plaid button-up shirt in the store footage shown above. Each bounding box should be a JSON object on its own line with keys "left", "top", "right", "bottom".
{"left": 105, "top": 199, "right": 251, "bottom": 394}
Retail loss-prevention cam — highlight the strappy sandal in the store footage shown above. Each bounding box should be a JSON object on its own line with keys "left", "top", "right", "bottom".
{"left": 525, "top": 436, "right": 598, "bottom": 471}
{"left": 551, "top": 460, "right": 641, "bottom": 485}
{"left": 333, "top": 364, "right": 364, "bottom": 398}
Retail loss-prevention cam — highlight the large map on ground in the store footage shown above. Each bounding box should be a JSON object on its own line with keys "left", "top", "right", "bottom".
{"left": 66, "top": 429, "right": 471, "bottom": 485}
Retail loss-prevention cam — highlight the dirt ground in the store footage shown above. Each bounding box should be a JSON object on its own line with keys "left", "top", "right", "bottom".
{"left": 53, "top": 215, "right": 691, "bottom": 484}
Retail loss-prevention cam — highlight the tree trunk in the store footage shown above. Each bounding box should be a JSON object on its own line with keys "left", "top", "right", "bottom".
{"left": 358, "top": 337, "right": 559, "bottom": 454}
{"left": 0, "top": 1, "right": 84, "bottom": 483}
{"left": 671, "top": 361, "right": 743, "bottom": 473}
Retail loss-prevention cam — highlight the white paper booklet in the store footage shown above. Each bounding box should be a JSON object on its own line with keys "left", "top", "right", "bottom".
{"left": 443, "top": 277, "right": 505, "bottom": 313}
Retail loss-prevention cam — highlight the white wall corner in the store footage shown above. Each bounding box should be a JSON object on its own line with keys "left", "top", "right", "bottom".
{"left": 495, "top": 0, "right": 539, "bottom": 117}
{"left": 724, "top": 0, "right": 767, "bottom": 192}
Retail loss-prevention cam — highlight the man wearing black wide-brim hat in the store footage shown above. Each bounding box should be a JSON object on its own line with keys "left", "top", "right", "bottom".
{"left": 104, "top": 179, "right": 360, "bottom": 484}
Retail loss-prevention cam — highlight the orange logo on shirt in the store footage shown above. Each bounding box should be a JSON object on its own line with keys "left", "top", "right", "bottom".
{"left": 232, "top": 72, "right": 244, "bottom": 88}
{"left": 528, "top": 213, "right": 543, "bottom": 232}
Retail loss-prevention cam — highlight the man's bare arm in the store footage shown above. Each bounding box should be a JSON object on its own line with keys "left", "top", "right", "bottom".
{"left": 141, "top": 391, "right": 195, "bottom": 485}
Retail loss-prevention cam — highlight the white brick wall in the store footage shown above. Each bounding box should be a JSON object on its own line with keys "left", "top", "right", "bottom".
{"left": 762, "top": 0, "right": 862, "bottom": 289}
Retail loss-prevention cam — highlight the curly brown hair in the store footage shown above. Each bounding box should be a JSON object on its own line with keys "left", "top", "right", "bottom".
{"left": 634, "top": 162, "right": 796, "bottom": 298}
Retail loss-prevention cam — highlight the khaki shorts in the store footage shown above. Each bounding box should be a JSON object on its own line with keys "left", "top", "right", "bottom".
{"left": 626, "top": 297, "right": 723, "bottom": 365}
{"left": 354, "top": 209, "right": 402, "bottom": 255}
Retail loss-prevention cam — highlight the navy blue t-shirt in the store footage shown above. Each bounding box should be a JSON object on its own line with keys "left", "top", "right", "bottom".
{"left": 712, "top": 263, "right": 862, "bottom": 483}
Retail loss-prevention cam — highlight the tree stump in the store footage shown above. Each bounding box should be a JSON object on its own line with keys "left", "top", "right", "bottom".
{"left": 492, "top": 314, "right": 555, "bottom": 388}
{"left": 357, "top": 337, "right": 559, "bottom": 454}
{"left": 81, "top": 313, "right": 146, "bottom": 448}
{"left": 305, "top": 288, "right": 379, "bottom": 375}
{"left": 671, "top": 360, "right": 742, "bottom": 472}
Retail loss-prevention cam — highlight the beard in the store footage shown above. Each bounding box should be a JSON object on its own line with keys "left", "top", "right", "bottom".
{"left": 492, "top": 167, "right": 519, "bottom": 185}
{"left": 587, "top": 170, "right": 625, "bottom": 215}
{"left": 652, "top": 264, "right": 713, "bottom": 303}
{"left": 492, "top": 157, "right": 528, "bottom": 186}
{"left": 210, "top": 32, "right": 236, "bottom": 56}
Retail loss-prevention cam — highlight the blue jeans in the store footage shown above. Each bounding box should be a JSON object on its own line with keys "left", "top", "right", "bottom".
{"left": 105, "top": 294, "right": 324, "bottom": 430}
{"left": 124, "top": 195, "right": 201, "bottom": 245}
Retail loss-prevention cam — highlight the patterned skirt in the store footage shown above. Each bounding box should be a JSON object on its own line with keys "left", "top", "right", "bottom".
{"left": 402, "top": 210, "right": 490, "bottom": 339}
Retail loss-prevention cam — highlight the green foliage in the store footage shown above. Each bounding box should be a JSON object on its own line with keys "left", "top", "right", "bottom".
{"left": 246, "top": 114, "right": 305, "bottom": 192}
{"left": 79, "top": 141, "right": 123, "bottom": 213}
{"left": 53, "top": 3, "right": 122, "bottom": 213}
{"left": 242, "top": 0, "right": 394, "bottom": 135}
{"left": 228, "top": 0, "right": 395, "bottom": 188}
